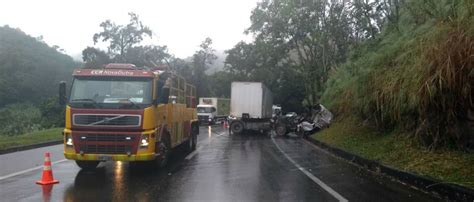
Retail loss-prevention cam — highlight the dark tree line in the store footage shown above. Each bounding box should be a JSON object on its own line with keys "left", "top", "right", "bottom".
{"left": 210, "top": 0, "right": 405, "bottom": 112}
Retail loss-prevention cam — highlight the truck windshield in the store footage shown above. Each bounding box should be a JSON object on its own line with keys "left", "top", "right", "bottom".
{"left": 197, "top": 107, "right": 214, "bottom": 113}
{"left": 69, "top": 77, "right": 153, "bottom": 109}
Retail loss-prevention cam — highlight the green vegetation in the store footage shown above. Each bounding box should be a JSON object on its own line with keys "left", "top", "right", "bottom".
{"left": 221, "top": 0, "right": 472, "bottom": 148}
{"left": 321, "top": 0, "right": 473, "bottom": 149}
{"left": 0, "top": 25, "right": 78, "bottom": 108}
{"left": 0, "top": 128, "right": 63, "bottom": 151}
{"left": 0, "top": 101, "right": 64, "bottom": 136}
{"left": 0, "top": 25, "right": 76, "bottom": 136}
{"left": 313, "top": 0, "right": 473, "bottom": 187}
{"left": 312, "top": 117, "right": 474, "bottom": 189}
{"left": 0, "top": 103, "right": 42, "bottom": 135}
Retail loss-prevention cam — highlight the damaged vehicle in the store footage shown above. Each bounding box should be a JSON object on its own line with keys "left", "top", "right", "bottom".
{"left": 297, "top": 104, "right": 333, "bottom": 136}
{"left": 274, "top": 112, "right": 303, "bottom": 136}
{"left": 275, "top": 104, "right": 333, "bottom": 137}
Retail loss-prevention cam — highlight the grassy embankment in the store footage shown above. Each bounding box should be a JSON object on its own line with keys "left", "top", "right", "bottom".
{"left": 0, "top": 128, "right": 63, "bottom": 151}
{"left": 315, "top": 0, "right": 473, "bottom": 189}
{"left": 312, "top": 118, "right": 474, "bottom": 189}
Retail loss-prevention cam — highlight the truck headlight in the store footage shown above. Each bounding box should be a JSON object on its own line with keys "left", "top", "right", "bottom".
{"left": 140, "top": 135, "right": 149, "bottom": 147}
{"left": 65, "top": 133, "right": 73, "bottom": 146}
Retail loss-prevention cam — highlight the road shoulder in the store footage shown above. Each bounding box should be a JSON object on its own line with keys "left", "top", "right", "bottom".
{"left": 305, "top": 136, "right": 474, "bottom": 201}
{"left": 0, "top": 140, "right": 63, "bottom": 155}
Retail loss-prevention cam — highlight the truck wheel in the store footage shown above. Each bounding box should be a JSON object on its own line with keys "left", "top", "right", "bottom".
{"left": 192, "top": 125, "right": 197, "bottom": 150}
{"left": 186, "top": 125, "right": 198, "bottom": 152}
{"left": 75, "top": 160, "right": 99, "bottom": 170}
{"left": 230, "top": 121, "right": 244, "bottom": 134}
{"left": 156, "top": 133, "right": 171, "bottom": 168}
{"left": 275, "top": 123, "right": 287, "bottom": 136}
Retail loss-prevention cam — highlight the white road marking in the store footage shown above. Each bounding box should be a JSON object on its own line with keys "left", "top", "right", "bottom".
{"left": 0, "top": 159, "right": 68, "bottom": 181}
{"left": 216, "top": 131, "right": 227, "bottom": 137}
{"left": 271, "top": 136, "right": 348, "bottom": 202}
{"left": 186, "top": 127, "right": 228, "bottom": 160}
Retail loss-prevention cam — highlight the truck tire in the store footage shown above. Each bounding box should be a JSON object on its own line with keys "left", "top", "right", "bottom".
{"left": 75, "top": 160, "right": 99, "bottom": 170}
{"left": 191, "top": 125, "right": 198, "bottom": 150}
{"left": 230, "top": 120, "right": 244, "bottom": 134}
{"left": 186, "top": 124, "right": 198, "bottom": 152}
{"left": 275, "top": 123, "right": 287, "bottom": 136}
{"left": 156, "top": 133, "right": 171, "bottom": 168}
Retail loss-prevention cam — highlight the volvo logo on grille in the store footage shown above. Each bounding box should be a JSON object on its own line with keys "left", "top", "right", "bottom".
{"left": 88, "top": 115, "right": 124, "bottom": 126}
{"left": 102, "top": 117, "right": 113, "bottom": 124}
{"left": 73, "top": 114, "right": 141, "bottom": 127}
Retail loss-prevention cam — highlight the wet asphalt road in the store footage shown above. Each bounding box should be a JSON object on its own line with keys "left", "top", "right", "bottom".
{"left": 0, "top": 126, "right": 439, "bottom": 202}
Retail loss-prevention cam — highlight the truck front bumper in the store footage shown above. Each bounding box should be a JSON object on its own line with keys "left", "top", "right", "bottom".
{"left": 198, "top": 115, "right": 212, "bottom": 124}
{"left": 64, "top": 152, "right": 158, "bottom": 161}
{"left": 63, "top": 128, "right": 159, "bottom": 161}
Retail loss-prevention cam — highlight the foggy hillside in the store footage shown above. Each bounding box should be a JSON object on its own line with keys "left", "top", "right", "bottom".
{"left": 0, "top": 25, "right": 78, "bottom": 107}
{"left": 181, "top": 50, "right": 227, "bottom": 75}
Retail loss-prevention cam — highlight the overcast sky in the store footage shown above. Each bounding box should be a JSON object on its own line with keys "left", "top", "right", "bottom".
{"left": 0, "top": 0, "right": 258, "bottom": 60}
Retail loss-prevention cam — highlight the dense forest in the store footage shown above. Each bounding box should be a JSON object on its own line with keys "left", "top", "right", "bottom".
{"left": 0, "top": 26, "right": 78, "bottom": 135}
{"left": 0, "top": 26, "right": 77, "bottom": 107}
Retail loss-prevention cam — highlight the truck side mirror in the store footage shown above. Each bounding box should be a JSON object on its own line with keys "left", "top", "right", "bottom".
{"left": 158, "top": 87, "right": 170, "bottom": 104}
{"left": 59, "top": 81, "right": 67, "bottom": 105}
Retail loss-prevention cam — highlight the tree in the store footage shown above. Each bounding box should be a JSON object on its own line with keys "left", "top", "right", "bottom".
{"left": 82, "top": 47, "right": 111, "bottom": 68}
{"left": 82, "top": 13, "right": 175, "bottom": 69}
{"left": 247, "top": 0, "right": 354, "bottom": 105}
{"left": 208, "top": 71, "right": 233, "bottom": 98}
{"left": 350, "top": 0, "right": 385, "bottom": 40}
{"left": 224, "top": 39, "right": 305, "bottom": 112}
{"left": 92, "top": 12, "right": 152, "bottom": 62}
{"left": 192, "top": 37, "right": 217, "bottom": 97}
{"left": 172, "top": 58, "right": 193, "bottom": 81}
{"left": 124, "top": 45, "right": 171, "bottom": 67}
{"left": 224, "top": 41, "right": 258, "bottom": 79}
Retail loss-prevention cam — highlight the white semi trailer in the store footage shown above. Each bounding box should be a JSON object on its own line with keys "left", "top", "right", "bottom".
{"left": 229, "top": 82, "right": 273, "bottom": 134}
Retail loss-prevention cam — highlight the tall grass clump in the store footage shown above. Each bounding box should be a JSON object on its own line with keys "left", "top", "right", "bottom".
{"left": 321, "top": 0, "right": 473, "bottom": 150}
{"left": 417, "top": 24, "right": 473, "bottom": 149}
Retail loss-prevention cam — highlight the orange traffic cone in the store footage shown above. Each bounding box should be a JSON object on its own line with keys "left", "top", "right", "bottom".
{"left": 223, "top": 120, "right": 229, "bottom": 129}
{"left": 36, "top": 152, "right": 59, "bottom": 185}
